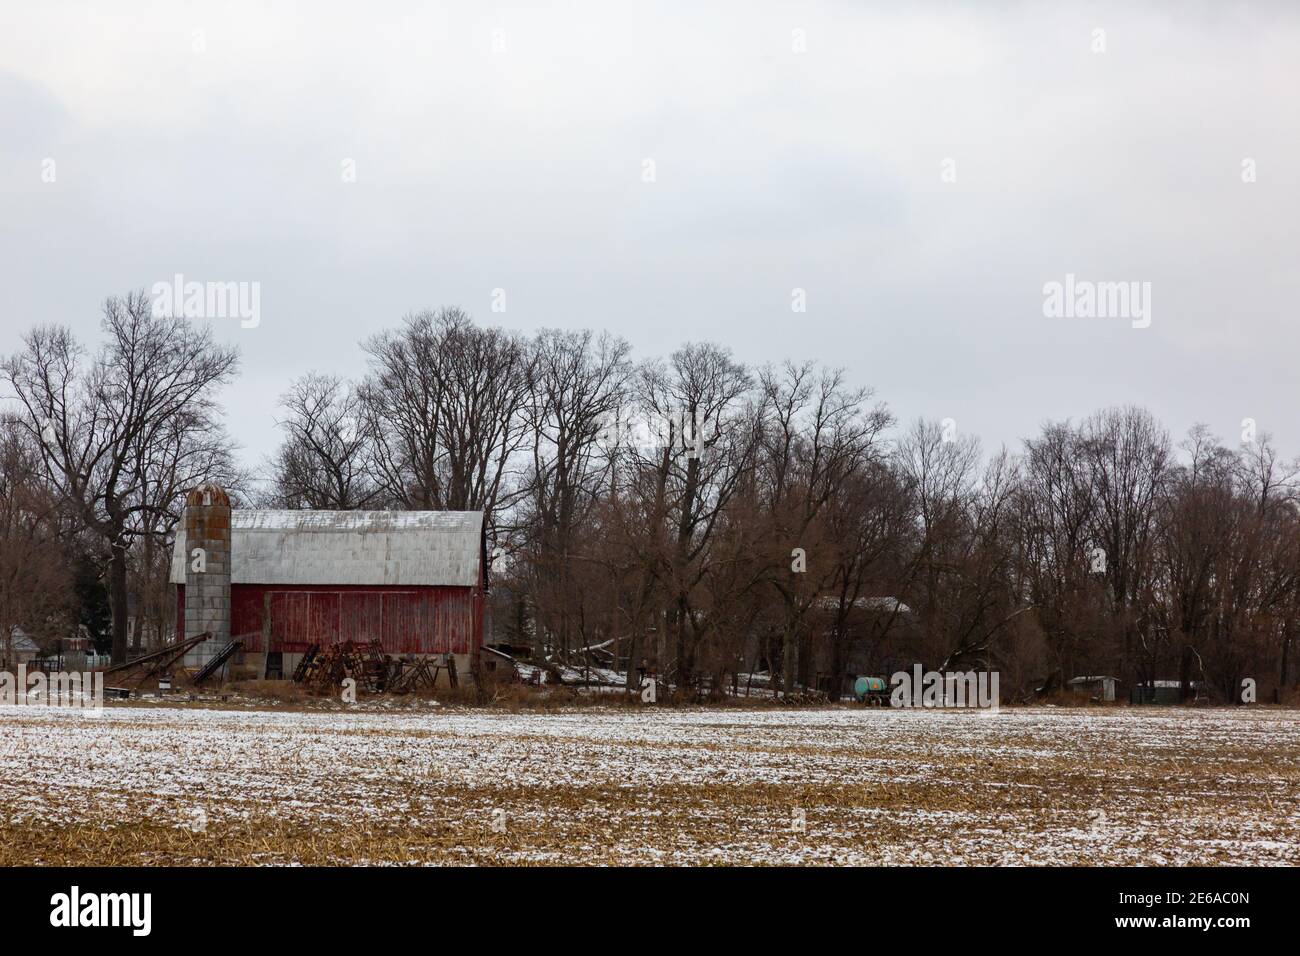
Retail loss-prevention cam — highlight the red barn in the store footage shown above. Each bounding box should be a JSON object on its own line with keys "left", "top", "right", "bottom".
{"left": 171, "top": 493, "right": 486, "bottom": 679}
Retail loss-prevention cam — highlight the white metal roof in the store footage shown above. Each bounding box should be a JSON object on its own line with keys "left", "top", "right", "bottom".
{"left": 170, "top": 509, "right": 484, "bottom": 587}
{"left": 814, "top": 595, "right": 913, "bottom": 615}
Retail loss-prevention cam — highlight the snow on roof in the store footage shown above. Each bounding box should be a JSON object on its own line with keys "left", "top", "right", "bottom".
{"left": 1067, "top": 675, "right": 1118, "bottom": 684}
{"left": 170, "top": 509, "right": 483, "bottom": 587}
{"left": 815, "top": 595, "right": 913, "bottom": 615}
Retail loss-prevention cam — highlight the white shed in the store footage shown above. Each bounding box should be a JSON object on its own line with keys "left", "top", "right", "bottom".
{"left": 1066, "top": 675, "right": 1118, "bottom": 701}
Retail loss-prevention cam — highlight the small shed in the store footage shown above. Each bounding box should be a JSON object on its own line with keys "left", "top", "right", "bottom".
{"left": 1066, "top": 675, "right": 1118, "bottom": 701}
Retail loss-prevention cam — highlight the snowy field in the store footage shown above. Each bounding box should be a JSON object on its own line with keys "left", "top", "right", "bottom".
{"left": 1, "top": 703, "right": 1298, "bottom": 865}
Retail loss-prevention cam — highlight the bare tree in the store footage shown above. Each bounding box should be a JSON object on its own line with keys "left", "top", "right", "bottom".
{"left": 821, "top": 462, "right": 917, "bottom": 698}
{"left": 361, "top": 308, "right": 532, "bottom": 525}
{"left": 2, "top": 291, "right": 239, "bottom": 663}
{"left": 518, "top": 329, "right": 632, "bottom": 660}
{"left": 269, "top": 373, "right": 379, "bottom": 509}
{"left": 632, "top": 342, "right": 761, "bottom": 690}
{"left": 1016, "top": 420, "right": 1102, "bottom": 688}
{"left": 1077, "top": 406, "right": 1172, "bottom": 683}
{"left": 0, "top": 415, "right": 76, "bottom": 665}
{"left": 757, "top": 361, "right": 891, "bottom": 694}
{"left": 128, "top": 404, "right": 243, "bottom": 651}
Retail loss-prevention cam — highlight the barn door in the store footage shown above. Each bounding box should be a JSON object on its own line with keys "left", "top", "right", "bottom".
{"left": 267, "top": 591, "right": 340, "bottom": 652}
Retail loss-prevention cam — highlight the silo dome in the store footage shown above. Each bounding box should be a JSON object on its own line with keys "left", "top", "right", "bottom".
{"left": 185, "top": 482, "right": 231, "bottom": 508}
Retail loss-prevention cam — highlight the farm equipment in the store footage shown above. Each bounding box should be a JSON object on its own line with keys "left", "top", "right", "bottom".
{"left": 386, "top": 655, "right": 437, "bottom": 693}
{"left": 854, "top": 675, "right": 891, "bottom": 706}
{"left": 101, "top": 632, "right": 212, "bottom": 690}
{"left": 291, "top": 644, "right": 319, "bottom": 682}
{"left": 292, "top": 640, "right": 389, "bottom": 693}
{"left": 386, "top": 653, "right": 457, "bottom": 693}
{"left": 291, "top": 641, "right": 462, "bottom": 696}
{"left": 191, "top": 638, "right": 244, "bottom": 686}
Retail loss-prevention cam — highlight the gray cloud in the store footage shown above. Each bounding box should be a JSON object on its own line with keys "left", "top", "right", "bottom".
{"left": 2, "top": 1, "right": 1297, "bottom": 470}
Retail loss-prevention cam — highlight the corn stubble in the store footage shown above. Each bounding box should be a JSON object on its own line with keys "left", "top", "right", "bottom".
{"left": 2, "top": 705, "right": 1297, "bottom": 866}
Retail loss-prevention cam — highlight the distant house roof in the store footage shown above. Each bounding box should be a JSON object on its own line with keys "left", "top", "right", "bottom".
{"left": 8, "top": 627, "right": 40, "bottom": 653}
{"left": 170, "top": 509, "right": 484, "bottom": 588}
{"left": 815, "top": 595, "right": 913, "bottom": 615}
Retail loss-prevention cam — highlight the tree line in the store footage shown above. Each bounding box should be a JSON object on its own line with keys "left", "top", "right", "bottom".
{"left": 3, "top": 295, "right": 1298, "bottom": 702}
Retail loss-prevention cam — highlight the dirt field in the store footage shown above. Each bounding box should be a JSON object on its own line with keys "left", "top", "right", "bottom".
{"left": 1, "top": 703, "right": 1298, "bottom": 865}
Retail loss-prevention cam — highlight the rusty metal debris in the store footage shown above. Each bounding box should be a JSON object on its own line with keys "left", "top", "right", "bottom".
{"left": 386, "top": 656, "right": 436, "bottom": 693}
{"left": 191, "top": 638, "right": 244, "bottom": 686}
{"left": 292, "top": 640, "right": 389, "bottom": 693}
{"left": 387, "top": 653, "right": 457, "bottom": 693}
{"left": 102, "top": 632, "right": 212, "bottom": 690}
{"left": 291, "top": 644, "right": 319, "bottom": 682}
{"left": 290, "top": 643, "right": 460, "bottom": 695}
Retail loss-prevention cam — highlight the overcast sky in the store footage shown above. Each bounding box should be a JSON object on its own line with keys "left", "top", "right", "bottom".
{"left": 2, "top": 1, "right": 1298, "bottom": 475}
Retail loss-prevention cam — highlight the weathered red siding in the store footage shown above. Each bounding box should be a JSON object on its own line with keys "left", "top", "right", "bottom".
{"left": 177, "top": 583, "right": 482, "bottom": 655}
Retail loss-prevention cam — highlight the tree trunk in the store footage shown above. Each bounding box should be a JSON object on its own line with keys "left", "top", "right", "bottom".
{"left": 674, "top": 593, "right": 690, "bottom": 691}
{"left": 109, "top": 533, "right": 130, "bottom": 665}
{"left": 797, "top": 628, "right": 812, "bottom": 692}
{"left": 828, "top": 621, "right": 847, "bottom": 701}
{"left": 625, "top": 630, "right": 640, "bottom": 693}
{"left": 1179, "top": 643, "right": 1193, "bottom": 703}
{"left": 781, "top": 622, "right": 797, "bottom": 696}
{"left": 1280, "top": 624, "right": 1293, "bottom": 690}
{"left": 132, "top": 532, "right": 153, "bottom": 652}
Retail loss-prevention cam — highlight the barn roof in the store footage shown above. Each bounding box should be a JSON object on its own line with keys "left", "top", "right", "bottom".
{"left": 814, "top": 595, "right": 913, "bottom": 615}
{"left": 170, "top": 509, "right": 484, "bottom": 587}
